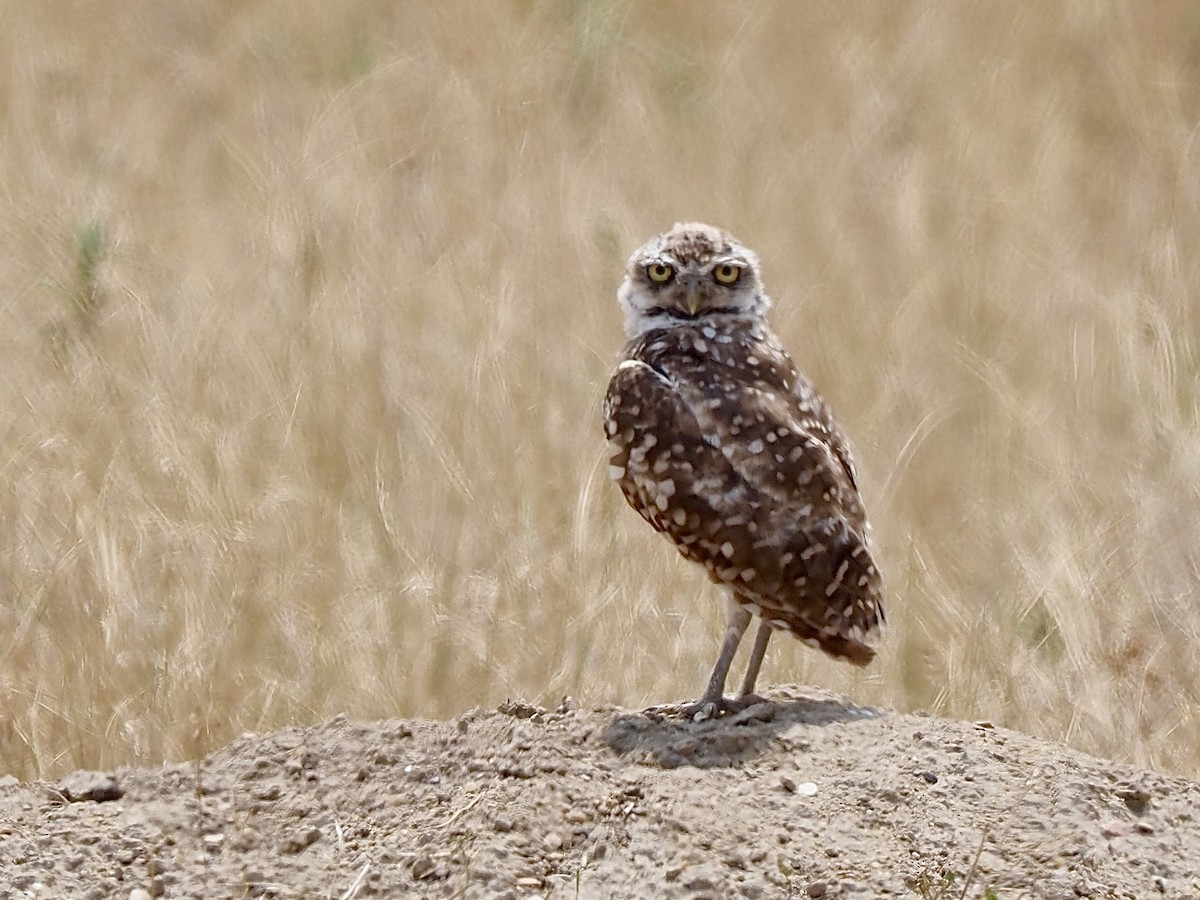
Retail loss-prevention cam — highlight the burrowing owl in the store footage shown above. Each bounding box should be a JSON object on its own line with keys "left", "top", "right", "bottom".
{"left": 603, "top": 222, "right": 884, "bottom": 719}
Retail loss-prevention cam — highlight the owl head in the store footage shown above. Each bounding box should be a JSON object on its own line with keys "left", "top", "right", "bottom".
{"left": 617, "top": 222, "right": 770, "bottom": 338}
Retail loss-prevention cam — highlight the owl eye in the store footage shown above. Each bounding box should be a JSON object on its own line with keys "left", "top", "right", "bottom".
{"left": 646, "top": 263, "right": 675, "bottom": 284}
{"left": 712, "top": 263, "right": 742, "bottom": 285}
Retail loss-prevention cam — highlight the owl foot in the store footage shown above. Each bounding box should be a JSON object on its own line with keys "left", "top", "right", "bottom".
{"left": 645, "top": 692, "right": 767, "bottom": 723}
{"left": 684, "top": 696, "right": 738, "bottom": 722}
{"left": 685, "top": 692, "right": 772, "bottom": 722}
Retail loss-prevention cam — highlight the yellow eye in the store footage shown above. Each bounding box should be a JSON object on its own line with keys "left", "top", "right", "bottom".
{"left": 646, "top": 263, "right": 674, "bottom": 284}
{"left": 713, "top": 263, "right": 742, "bottom": 285}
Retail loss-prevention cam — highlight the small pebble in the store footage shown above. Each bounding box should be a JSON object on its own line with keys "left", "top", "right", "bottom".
{"left": 57, "top": 771, "right": 124, "bottom": 803}
{"left": 1100, "top": 820, "right": 1131, "bottom": 838}
{"left": 684, "top": 872, "right": 719, "bottom": 891}
{"left": 1118, "top": 785, "right": 1151, "bottom": 815}
{"left": 283, "top": 827, "right": 322, "bottom": 853}
{"left": 411, "top": 854, "right": 437, "bottom": 880}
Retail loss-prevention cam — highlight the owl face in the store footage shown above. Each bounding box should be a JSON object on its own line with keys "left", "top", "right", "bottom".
{"left": 618, "top": 222, "right": 770, "bottom": 338}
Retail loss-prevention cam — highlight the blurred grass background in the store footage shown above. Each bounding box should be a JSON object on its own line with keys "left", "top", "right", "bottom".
{"left": 1, "top": 0, "right": 1199, "bottom": 780}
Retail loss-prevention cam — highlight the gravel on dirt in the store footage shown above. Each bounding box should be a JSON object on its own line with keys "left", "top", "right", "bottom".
{"left": 1, "top": 685, "right": 1197, "bottom": 898}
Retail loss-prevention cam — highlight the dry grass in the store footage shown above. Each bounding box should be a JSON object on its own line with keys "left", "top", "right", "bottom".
{"left": 2, "top": 1, "right": 1199, "bottom": 780}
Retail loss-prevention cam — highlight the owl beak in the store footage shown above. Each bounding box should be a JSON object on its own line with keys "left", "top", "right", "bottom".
{"left": 682, "top": 273, "right": 702, "bottom": 317}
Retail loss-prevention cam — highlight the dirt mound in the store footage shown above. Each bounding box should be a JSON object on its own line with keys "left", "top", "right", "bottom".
{"left": 1, "top": 686, "right": 1197, "bottom": 899}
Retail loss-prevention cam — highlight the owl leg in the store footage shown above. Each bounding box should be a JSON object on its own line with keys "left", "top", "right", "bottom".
{"left": 738, "top": 619, "right": 772, "bottom": 697}
{"left": 683, "top": 594, "right": 751, "bottom": 721}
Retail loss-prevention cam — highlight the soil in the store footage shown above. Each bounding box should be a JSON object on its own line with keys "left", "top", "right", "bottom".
{"left": 1, "top": 686, "right": 1198, "bottom": 899}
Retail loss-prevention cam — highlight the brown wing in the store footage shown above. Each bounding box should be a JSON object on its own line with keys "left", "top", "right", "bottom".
{"left": 604, "top": 358, "right": 750, "bottom": 555}
{"left": 603, "top": 328, "right": 884, "bottom": 664}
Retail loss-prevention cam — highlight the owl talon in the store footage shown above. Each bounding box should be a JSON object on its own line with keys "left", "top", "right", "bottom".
{"left": 685, "top": 700, "right": 720, "bottom": 723}
{"left": 642, "top": 691, "right": 769, "bottom": 723}
{"left": 683, "top": 694, "right": 760, "bottom": 722}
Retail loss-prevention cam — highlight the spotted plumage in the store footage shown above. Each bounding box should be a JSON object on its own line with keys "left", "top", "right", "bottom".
{"left": 604, "top": 222, "right": 884, "bottom": 718}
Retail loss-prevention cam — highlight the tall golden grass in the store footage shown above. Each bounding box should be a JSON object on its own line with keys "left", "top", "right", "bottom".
{"left": 2, "top": 1, "right": 1198, "bottom": 780}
